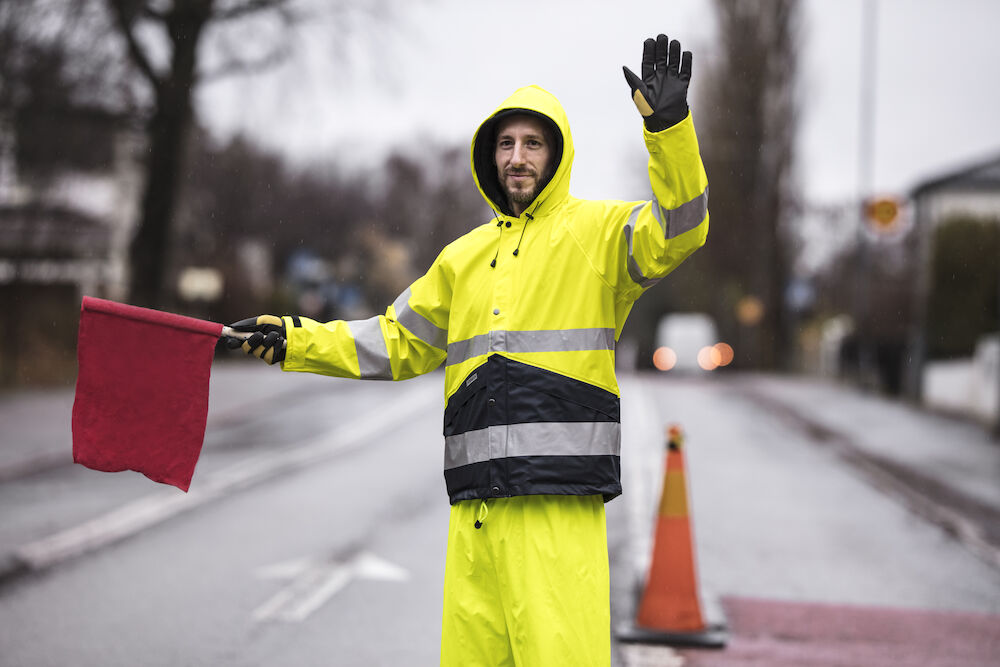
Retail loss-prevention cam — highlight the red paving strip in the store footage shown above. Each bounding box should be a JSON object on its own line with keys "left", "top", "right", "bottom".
{"left": 681, "top": 596, "right": 1000, "bottom": 666}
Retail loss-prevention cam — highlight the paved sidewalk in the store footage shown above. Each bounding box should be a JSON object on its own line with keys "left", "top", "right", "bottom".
{"left": 733, "top": 374, "right": 1000, "bottom": 511}
{"left": 728, "top": 374, "right": 1000, "bottom": 571}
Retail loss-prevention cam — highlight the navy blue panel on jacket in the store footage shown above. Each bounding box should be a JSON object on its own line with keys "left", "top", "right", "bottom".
{"left": 442, "top": 355, "right": 622, "bottom": 503}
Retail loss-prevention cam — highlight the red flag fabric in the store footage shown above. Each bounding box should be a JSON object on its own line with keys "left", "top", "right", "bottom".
{"left": 72, "top": 296, "right": 222, "bottom": 491}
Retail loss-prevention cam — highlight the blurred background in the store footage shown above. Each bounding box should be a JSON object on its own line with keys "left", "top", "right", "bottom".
{"left": 1, "top": 0, "right": 998, "bottom": 427}
{"left": 1, "top": 0, "right": 998, "bottom": 429}
{"left": 2, "top": 2, "right": 999, "bottom": 664}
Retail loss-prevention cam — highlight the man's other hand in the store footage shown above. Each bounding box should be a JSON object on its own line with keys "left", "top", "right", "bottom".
{"left": 623, "top": 34, "right": 692, "bottom": 132}
{"left": 226, "top": 315, "right": 286, "bottom": 365}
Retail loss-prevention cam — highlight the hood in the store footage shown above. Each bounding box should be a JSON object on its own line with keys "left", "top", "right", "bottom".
{"left": 471, "top": 85, "right": 575, "bottom": 217}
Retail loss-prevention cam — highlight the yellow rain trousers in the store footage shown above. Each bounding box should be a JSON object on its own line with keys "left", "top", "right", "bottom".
{"left": 440, "top": 495, "right": 610, "bottom": 667}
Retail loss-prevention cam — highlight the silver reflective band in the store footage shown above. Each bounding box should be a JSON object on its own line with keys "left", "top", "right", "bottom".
{"left": 348, "top": 317, "right": 393, "bottom": 380}
{"left": 663, "top": 187, "right": 708, "bottom": 239}
{"left": 447, "top": 334, "right": 490, "bottom": 365}
{"left": 392, "top": 287, "right": 448, "bottom": 350}
{"left": 444, "top": 421, "right": 622, "bottom": 469}
{"left": 651, "top": 195, "right": 666, "bottom": 235}
{"left": 446, "top": 328, "right": 616, "bottom": 366}
{"left": 623, "top": 204, "right": 661, "bottom": 289}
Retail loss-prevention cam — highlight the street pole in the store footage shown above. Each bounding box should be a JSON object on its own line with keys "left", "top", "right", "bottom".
{"left": 995, "top": 266, "right": 1000, "bottom": 438}
{"left": 855, "top": 0, "right": 878, "bottom": 389}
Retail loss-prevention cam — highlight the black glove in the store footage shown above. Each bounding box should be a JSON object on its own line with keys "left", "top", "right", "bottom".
{"left": 623, "top": 34, "right": 692, "bottom": 132}
{"left": 225, "top": 315, "right": 286, "bottom": 365}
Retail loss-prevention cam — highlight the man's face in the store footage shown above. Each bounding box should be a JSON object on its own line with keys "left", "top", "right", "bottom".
{"left": 494, "top": 115, "right": 554, "bottom": 215}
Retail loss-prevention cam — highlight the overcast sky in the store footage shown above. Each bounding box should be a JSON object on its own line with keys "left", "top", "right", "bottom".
{"left": 198, "top": 0, "right": 1000, "bottom": 206}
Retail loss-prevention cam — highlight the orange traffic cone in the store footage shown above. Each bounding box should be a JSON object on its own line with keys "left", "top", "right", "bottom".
{"left": 618, "top": 424, "right": 726, "bottom": 648}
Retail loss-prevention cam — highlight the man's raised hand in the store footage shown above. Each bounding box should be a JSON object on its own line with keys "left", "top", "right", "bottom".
{"left": 623, "top": 34, "right": 692, "bottom": 132}
{"left": 225, "top": 315, "right": 286, "bottom": 365}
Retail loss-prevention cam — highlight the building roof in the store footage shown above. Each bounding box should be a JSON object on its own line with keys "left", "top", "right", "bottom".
{"left": 911, "top": 151, "right": 1000, "bottom": 197}
{"left": 0, "top": 203, "right": 110, "bottom": 259}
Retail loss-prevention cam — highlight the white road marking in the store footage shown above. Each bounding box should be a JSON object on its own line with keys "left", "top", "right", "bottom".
{"left": 14, "top": 382, "right": 437, "bottom": 572}
{"left": 253, "top": 551, "right": 409, "bottom": 623}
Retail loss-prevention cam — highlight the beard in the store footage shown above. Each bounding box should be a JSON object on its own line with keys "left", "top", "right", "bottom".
{"left": 507, "top": 181, "right": 539, "bottom": 206}
{"left": 502, "top": 166, "right": 553, "bottom": 208}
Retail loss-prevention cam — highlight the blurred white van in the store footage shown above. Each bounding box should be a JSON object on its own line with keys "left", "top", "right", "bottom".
{"left": 653, "top": 313, "right": 727, "bottom": 372}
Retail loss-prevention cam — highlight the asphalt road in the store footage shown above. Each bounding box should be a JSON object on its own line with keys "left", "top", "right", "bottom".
{"left": 1, "top": 367, "right": 997, "bottom": 666}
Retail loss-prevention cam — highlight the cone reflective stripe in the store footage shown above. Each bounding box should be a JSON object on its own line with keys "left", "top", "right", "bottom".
{"left": 659, "top": 464, "right": 689, "bottom": 518}
{"left": 636, "top": 425, "right": 706, "bottom": 632}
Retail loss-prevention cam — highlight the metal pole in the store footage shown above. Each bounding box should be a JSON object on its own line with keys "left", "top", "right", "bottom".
{"left": 995, "top": 267, "right": 1000, "bottom": 438}
{"left": 855, "top": 0, "right": 878, "bottom": 388}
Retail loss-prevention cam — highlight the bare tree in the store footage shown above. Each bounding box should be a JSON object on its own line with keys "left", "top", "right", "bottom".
{"left": 0, "top": 1, "right": 135, "bottom": 179}
{"left": 697, "top": 0, "right": 801, "bottom": 369}
{"left": 102, "top": 0, "right": 300, "bottom": 307}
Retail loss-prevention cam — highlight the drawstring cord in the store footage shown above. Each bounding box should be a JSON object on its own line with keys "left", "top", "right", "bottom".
{"left": 490, "top": 220, "right": 502, "bottom": 268}
{"left": 512, "top": 212, "right": 533, "bottom": 257}
{"left": 490, "top": 210, "right": 502, "bottom": 268}
{"left": 490, "top": 210, "right": 535, "bottom": 268}
{"left": 474, "top": 499, "right": 489, "bottom": 529}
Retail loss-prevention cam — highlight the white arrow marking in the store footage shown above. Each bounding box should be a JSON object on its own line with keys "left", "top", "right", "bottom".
{"left": 253, "top": 551, "right": 409, "bottom": 623}
{"left": 254, "top": 556, "right": 317, "bottom": 580}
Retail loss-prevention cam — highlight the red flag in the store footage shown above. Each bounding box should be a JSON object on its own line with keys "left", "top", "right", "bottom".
{"left": 72, "top": 296, "right": 222, "bottom": 491}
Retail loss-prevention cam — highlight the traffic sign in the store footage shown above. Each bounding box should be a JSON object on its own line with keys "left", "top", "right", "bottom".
{"left": 866, "top": 196, "right": 901, "bottom": 231}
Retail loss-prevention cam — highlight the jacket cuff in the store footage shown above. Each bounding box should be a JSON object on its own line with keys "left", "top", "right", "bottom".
{"left": 280, "top": 315, "right": 304, "bottom": 371}
{"left": 642, "top": 110, "right": 694, "bottom": 149}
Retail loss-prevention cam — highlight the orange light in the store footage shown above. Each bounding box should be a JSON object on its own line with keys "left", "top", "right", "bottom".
{"left": 736, "top": 295, "right": 765, "bottom": 327}
{"left": 697, "top": 346, "right": 719, "bottom": 371}
{"left": 866, "top": 196, "right": 900, "bottom": 229}
{"left": 653, "top": 346, "right": 677, "bottom": 371}
{"left": 713, "top": 342, "right": 734, "bottom": 366}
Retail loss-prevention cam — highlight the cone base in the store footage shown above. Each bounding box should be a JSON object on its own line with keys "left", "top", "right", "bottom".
{"left": 616, "top": 621, "right": 728, "bottom": 649}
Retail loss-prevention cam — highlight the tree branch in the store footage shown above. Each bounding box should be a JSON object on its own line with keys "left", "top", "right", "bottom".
{"left": 141, "top": 5, "right": 168, "bottom": 21}
{"left": 105, "top": 0, "right": 162, "bottom": 91}
{"left": 212, "top": 0, "right": 292, "bottom": 23}
{"left": 198, "top": 43, "right": 291, "bottom": 82}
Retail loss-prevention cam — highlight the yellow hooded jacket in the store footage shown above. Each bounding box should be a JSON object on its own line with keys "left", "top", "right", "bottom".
{"left": 281, "top": 85, "right": 709, "bottom": 504}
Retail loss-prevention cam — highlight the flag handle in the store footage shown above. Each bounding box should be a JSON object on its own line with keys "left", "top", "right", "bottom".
{"left": 221, "top": 326, "right": 250, "bottom": 340}
{"left": 220, "top": 326, "right": 288, "bottom": 349}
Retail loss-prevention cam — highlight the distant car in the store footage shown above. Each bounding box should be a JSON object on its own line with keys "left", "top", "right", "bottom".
{"left": 653, "top": 313, "right": 730, "bottom": 372}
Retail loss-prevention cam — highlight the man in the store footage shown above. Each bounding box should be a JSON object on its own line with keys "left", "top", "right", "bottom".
{"left": 227, "top": 34, "right": 708, "bottom": 667}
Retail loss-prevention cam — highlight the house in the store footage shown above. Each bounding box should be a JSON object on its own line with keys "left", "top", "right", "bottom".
{"left": 0, "top": 108, "right": 142, "bottom": 384}
{"left": 906, "top": 152, "right": 1000, "bottom": 428}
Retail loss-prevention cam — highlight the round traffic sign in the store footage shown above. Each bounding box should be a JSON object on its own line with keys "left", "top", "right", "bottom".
{"left": 866, "top": 196, "right": 900, "bottom": 230}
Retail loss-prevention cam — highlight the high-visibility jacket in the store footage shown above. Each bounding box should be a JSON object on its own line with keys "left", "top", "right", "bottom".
{"left": 281, "top": 85, "right": 709, "bottom": 504}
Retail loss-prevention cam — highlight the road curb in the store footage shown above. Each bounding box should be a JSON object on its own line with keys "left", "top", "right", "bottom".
{"left": 736, "top": 387, "right": 1000, "bottom": 571}
{"left": 0, "top": 451, "right": 72, "bottom": 483}
{"left": 0, "top": 554, "right": 28, "bottom": 587}
{"left": 0, "top": 376, "right": 327, "bottom": 483}
{"left": 0, "top": 381, "right": 437, "bottom": 588}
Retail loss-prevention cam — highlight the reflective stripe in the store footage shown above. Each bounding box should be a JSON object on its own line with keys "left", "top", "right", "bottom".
{"left": 443, "top": 421, "right": 622, "bottom": 470}
{"left": 664, "top": 187, "right": 708, "bottom": 239}
{"left": 446, "top": 328, "right": 615, "bottom": 366}
{"left": 624, "top": 188, "right": 708, "bottom": 288}
{"left": 623, "top": 204, "right": 661, "bottom": 289}
{"left": 392, "top": 287, "right": 447, "bottom": 350}
{"left": 505, "top": 329, "right": 615, "bottom": 353}
{"left": 447, "top": 335, "right": 491, "bottom": 366}
{"left": 651, "top": 195, "right": 667, "bottom": 236}
{"left": 347, "top": 317, "right": 393, "bottom": 380}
